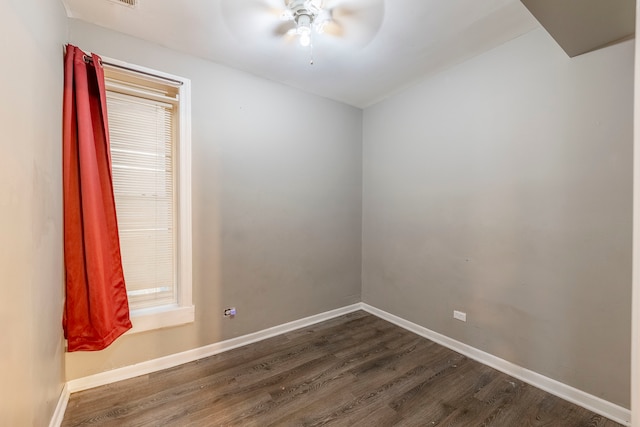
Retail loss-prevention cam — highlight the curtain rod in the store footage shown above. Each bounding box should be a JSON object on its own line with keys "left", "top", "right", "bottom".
{"left": 82, "top": 55, "right": 183, "bottom": 86}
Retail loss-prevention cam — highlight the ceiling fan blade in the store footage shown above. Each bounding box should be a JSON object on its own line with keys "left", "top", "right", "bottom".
{"left": 319, "top": 20, "right": 344, "bottom": 38}
{"left": 220, "top": 0, "right": 288, "bottom": 42}
{"left": 221, "top": 0, "right": 283, "bottom": 19}
{"left": 274, "top": 21, "right": 296, "bottom": 37}
{"left": 322, "top": 0, "right": 385, "bottom": 46}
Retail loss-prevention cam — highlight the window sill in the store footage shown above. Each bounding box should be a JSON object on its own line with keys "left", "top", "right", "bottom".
{"left": 126, "top": 305, "right": 195, "bottom": 335}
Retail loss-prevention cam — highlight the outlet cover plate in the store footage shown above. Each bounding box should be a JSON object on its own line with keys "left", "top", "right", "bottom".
{"left": 453, "top": 310, "right": 467, "bottom": 322}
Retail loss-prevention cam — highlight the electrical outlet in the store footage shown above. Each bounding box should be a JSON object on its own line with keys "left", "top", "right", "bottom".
{"left": 453, "top": 310, "right": 466, "bottom": 322}
{"left": 224, "top": 307, "right": 237, "bottom": 317}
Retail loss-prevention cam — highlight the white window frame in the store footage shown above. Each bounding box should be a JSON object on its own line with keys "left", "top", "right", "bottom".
{"left": 103, "top": 57, "right": 194, "bottom": 334}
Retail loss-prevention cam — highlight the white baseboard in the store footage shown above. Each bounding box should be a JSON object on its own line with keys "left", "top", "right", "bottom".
{"left": 60, "top": 302, "right": 630, "bottom": 426}
{"left": 361, "top": 303, "right": 631, "bottom": 426}
{"left": 67, "top": 303, "right": 362, "bottom": 393}
{"left": 49, "top": 383, "right": 69, "bottom": 427}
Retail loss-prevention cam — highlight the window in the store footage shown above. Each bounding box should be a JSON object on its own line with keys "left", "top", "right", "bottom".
{"left": 104, "top": 59, "right": 193, "bottom": 333}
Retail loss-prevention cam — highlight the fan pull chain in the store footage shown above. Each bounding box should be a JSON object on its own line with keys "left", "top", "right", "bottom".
{"left": 309, "top": 42, "right": 314, "bottom": 66}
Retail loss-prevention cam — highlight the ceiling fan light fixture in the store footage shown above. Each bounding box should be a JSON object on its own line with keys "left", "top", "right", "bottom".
{"left": 299, "top": 31, "right": 311, "bottom": 47}
{"left": 286, "top": 0, "right": 324, "bottom": 47}
{"left": 296, "top": 13, "right": 312, "bottom": 33}
{"left": 295, "top": 13, "right": 312, "bottom": 46}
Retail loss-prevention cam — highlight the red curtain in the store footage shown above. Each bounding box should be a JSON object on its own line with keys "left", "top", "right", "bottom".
{"left": 63, "top": 45, "right": 132, "bottom": 352}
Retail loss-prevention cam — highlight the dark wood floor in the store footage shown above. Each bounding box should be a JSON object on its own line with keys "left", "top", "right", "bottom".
{"left": 62, "top": 311, "right": 623, "bottom": 426}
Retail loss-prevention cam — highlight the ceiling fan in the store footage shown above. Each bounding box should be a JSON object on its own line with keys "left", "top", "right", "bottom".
{"left": 221, "top": 0, "right": 385, "bottom": 48}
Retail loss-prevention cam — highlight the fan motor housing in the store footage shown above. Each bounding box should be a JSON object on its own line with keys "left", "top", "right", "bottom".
{"left": 285, "top": 0, "right": 323, "bottom": 22}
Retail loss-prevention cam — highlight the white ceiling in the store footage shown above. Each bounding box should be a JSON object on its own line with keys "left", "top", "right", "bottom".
{"left": 61, "top": 0, "right": 540, "bottom": 108}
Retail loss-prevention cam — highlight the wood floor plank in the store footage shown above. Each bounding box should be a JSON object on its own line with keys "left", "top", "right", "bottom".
{"left": 264, "top": 376, "right": 358, "bottom": 426}
{"left": 391, "top": 359, "right": 499, "bottom": 426}
{"left": 349, "top": 405, "right": 403, "bottom": 427}
{"left": 297, "top": 356, "right": 469, "bottom": 425}
{"left": 62, "top": 311, "right": 625, "bottom": 427}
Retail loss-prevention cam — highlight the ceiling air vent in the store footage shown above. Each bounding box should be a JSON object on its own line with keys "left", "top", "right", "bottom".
{"left": 109, "top": 0, "right": 137, "bottom": 8}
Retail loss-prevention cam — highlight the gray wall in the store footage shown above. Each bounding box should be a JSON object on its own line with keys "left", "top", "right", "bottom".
{"left": 0, "top": 0, "right": 67, "bottom": 425}
{"left": 66, "top": 20, "right": 363, "bottom": 380}
{"left": 362, "top": 28, "right": 633, "bottom": 407}
{"left": 15, "top": 9, "right": 627, "bottom": 414}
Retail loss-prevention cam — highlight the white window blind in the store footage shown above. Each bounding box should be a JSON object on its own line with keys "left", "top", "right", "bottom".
{"left": 100, "top": 60, "right": 192, "bottom": 333}
{"left": 107, "top": 89, "right": 177, "bottom": 310}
